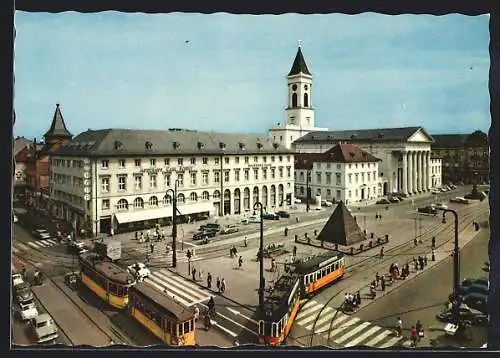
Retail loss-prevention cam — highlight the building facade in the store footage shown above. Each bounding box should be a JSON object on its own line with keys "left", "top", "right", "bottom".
{"left": 50, "top": 129, "right": 294, "bottom": 235}
{"left": 294, "top": 143, "right": 381, "bottom": 205}
{"left": 430, "top": 157, "right": 442, "bottom": 188}
{"left": 431, "top": 130, "right": 489, "bottom": 185}
{"left": 294, "top": 127, "right": 436, "bottom": 196}
{"left": 268, "top": 46, "right": 328, "bottom": 149}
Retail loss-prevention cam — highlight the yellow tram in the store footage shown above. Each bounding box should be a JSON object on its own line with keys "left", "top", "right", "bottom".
{"left": 129, "top": 281, "right": 196, "bottom": 346}
{"left": 79, "top": 253, "right": 136, "bottom": 309}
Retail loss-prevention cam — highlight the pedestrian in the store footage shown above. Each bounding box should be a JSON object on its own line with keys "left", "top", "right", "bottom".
{"left": 229, "top": 247, "right": 233, "bottom": 258}
{"left": 21, "top": 266, "right": 26, "bottom": 279}
{"left": 396, "top": 317, "right": 403, "bottom": 337}
{"left": 238, "top": 256, "right": 243, "bottom": 269}
{"left": 379, "top": 213, "right": 382, "bottom": 220}
{"left": 233, "top": 246, "right": 238, "bottom": 256}
{"left": 284, "top": 227, "right": 288, "bottom": 237}
{"left": 296, "top": 217, "right": 299, "bottom": 223}
{"left": 380, "top": 246, "right": 384, "bottom": 259}
{"left": 431, "top": 236, "right": 436, "bottom": 249}
{"left": 135, "top": 232, "right": 138, "bottom": 240}
{"left": 381, "top": 276, "right": 386, "bottom": 291}
{"left": 216, "top": 277, "right": 221, "bottom": 292}
{"left": 194, "top": 305, "right": 200, "bottom": 321}
{"left": 220, "top": 278, "right": 226, "bottom": 293}
{"left": 293, "top": 245, "right": 297, "bottom": 257}
{"left": 207, "top": 272, "right": 212, "bottom": 289}
{"left": 415, "top": 320, "right": 423, "bottom": 339}
{"left": 161, "top": 229, "right": 165, "bottom": 239}
{"left": 192, "top": 267, "right": 197, "bottom": 281}
{"left": 375, "top": 272, "right": 380, "bottom": 287}
{"left": 355, "top": 291, "right": 361, "bottom": 306}
{"left": 424, "top": 256, "right": 428, "bottom": 266}
{"left": 244, "top": 237, "right": 248, "bottom": 247}
{"left": 140, "top": 232, "right": 144, "bottom": 242}
{"left": 110, "top": 227, "right": 114, "bottom": 236}
{"left": 199, "top": 270, "right": 203, "bottom": 282}
{"left": 375, "top": 213, "right": 378, "bottom": 220}
{"left": 411, "top": 326, "right": 418, "bottom": 347}
{"left": 150, "top": 243, "right": 154, "bottom": 254}
{"left": 414, "top": 238, "right": 418, "bottom": 246}
{"left": 271, "top": 258, "right": 276, "bottom": 272}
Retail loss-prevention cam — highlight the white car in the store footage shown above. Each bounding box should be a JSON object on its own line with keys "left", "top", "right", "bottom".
{"left": 241, "top": 216, "right": 260, "bottom": 224}
{"left": 127, "top": 262, "right": 151, "bottom": 281}
{"left": 31, "top": 313, "right": 59, "bottom": 344}
{"left": 18, "top": 299, "right": 39, "bottom": 321}
{"left": 321, "top": 200, "right": 333, "bottom": 207}
{"left": 13, "top": 214, "right": 18, "bottom": 223}
{"left": 12, "top": 273, "right": 24, "bottom": 288}
{"left": 31, "top": 229, "right": 52, "bottom": 240}
{"left": 430, "top": 189, "right": 440, "bottom": 194}
{"left": 435, "top": 203, "right": 448, "bottom": 210}
{"left": 450, "top": 197, "right": 469, "bottom": 204}
{"left": 293, "top": 198, "right": 302, "bottom": 204}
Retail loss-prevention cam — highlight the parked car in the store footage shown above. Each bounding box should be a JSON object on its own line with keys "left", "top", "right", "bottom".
{"left": 15, "top": 282, "right": 34, "bottom": 304}
{"left": 450, "top": 197, "right": 469, "bottom": 204}
{"left": 417, "top": 206, "right": 437, "bottom": 215}
{"left": 263, "top": 212, "right": 280, "bottom": 220}
{"left": 293, "top": 198, "right": 302, "bottom": 204}
{"left": 67, "top": 240, "right": 89, "bottom": 255}
{"left": 220, "top": 225, "right": 239, "bottom": 235}
{"left": 388, "top": 196, "right": 400, "bottom": 203}
{"left": 12, "top": 273, "right": 24, "bottom": 288}
{"left": 436, "top": 304, "right": 486, "bottom": 323}
{"left": 434, "top": 203, "right": 448, "bottom": 210}
{"left": 127, "top": 262, "right": 151, "bottom": 281}
{"left": 321, "top": 200, "right": 333, "bottom": 207}
{"left": 276, "top": 210, "right": 290, "bottom": 218}
{"left": 449, "top": 184, "right": 457, "bottom": 189}
{"left": 241, "top": 216, "right": 260, "bottom": 224}
{"left": 18, "top": 299, "right": 39, "bottom": 321}
{"left": 193, "top": 229, "right": 217, "bottom": 240}
{"left": 31, "top": 229, "right": 53, "bottom": 240}
{"left": 457, "top": 283, "right": 489, "bottom": 298}
{"left": 199, "top": 223, "right": 221, "bottom": 232}
{"left": 30, "top": 313, "right": 59, "bottom": 344}
{"left": 376, "top": 198, "right": 391, "bottom": 205}
{"left": 463, "top": 292, "right": 488, "bottom": 314}
{"left": 462, "top": 276, "right": 489, "bottom": 289}
{"left": 430, "top": 189, "right": 441, "bottom": 194}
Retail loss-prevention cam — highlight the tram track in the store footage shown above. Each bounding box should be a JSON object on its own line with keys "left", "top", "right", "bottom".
{"left": 300, "top": 203, "right": 488, "bottom": 347}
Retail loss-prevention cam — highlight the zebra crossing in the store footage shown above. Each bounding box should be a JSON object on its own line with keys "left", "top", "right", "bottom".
{"left": 143, "top": 268, "right": 214, "bottom": 308}
{"left": 13, "top": 239, "right": 61, "bottom": 252}
{"left": 295, "top": 300, "right": 410, "bottom": 349}
{"left": 133, "top": 246, "right": 204, "bottom": 264}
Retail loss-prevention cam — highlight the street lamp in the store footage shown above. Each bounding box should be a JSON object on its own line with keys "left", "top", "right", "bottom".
{"left": 441, "top": 208, "right": 460, "bottom": 326}
{"left": 254, "top": 201, "right": 265, "bottom": 313}
{"left": 166, "top": 179, "right": 180, "bottom": 268}
{"left": 306, "top": 169, "right": 311, "bottom": 213}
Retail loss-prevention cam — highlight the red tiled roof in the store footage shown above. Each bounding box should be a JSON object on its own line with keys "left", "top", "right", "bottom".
{"left": 295, "top": 143, "right": 381, "bottom": 167}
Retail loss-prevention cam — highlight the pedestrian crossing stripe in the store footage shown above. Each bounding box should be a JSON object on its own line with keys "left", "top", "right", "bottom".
{"left": 144, "top": 269, "right": 213, "bottom": 308}
{"left": 16, "top": 243, "right": 30, "bottom": 251}
{"left": 12, "top": 246, "right": 20, "bottom": 254}
{"left": 294, "top": 300, "right": 407, "bottom": 348}
{"left": 27, "top": 242, "right": 39, "bottom": 248}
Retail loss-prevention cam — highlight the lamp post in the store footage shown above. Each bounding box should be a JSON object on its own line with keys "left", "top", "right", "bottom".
{"left": 306, "top": 169, "right": 311, "bottom": 213}
{"left": 441, "top": 208, "right": 460, "bottom": 325}
{"left": 254, "top": 201, "right": 265, "bottom": 313}
{"left": 166, "top": 179, "right": 180, "bottom": 268}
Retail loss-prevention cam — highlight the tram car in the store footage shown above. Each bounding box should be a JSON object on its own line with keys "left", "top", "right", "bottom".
{"left": 129, "top": 281, "right": 196, "bottom": 346}
{"left": 258, "top": 275, "right": 301, "bottom": 345}
{"left": 79, "top": 253, "right": 136, "bottom": 309}
{"left": 258, "top": 250, "right": 345, "bottom": 345}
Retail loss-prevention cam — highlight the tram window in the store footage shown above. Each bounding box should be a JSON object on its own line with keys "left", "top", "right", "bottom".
{"left": 259, "top": 321, "right": 264, "bottom": 335}
{"left": 109, "top": 282, "right": 118, "bottom": 295}
{"left": 272, "top": 322, "right": 277, "bottom": 337}
{"left": 183, "top": 321, "right": 190, "bottom": 335}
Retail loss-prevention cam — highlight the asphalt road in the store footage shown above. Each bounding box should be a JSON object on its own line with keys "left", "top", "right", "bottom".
{"left": 354, "top": 227, "right": 489, "bottom": 348}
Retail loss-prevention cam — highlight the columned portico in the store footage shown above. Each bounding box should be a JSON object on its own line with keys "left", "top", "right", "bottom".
{"left": 426, "top": 151, "right": 431, "bottom": 190}
{"left": 422, "top": 151, "right": 428, "bottom": 191}
{"left": 412, "top": 152, "right": 417, "bottom": 194}
{"left": 402, "top": 152, "right": 408, "bottom": 195}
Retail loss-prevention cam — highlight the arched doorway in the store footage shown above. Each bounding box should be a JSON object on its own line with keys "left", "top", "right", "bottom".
{"left": 278, "top": 184, "right": 284, "bottom": 207}
{"left": 270, "top": 185, "right": 276, "bottom": 207}
{"left": 253, "top": 186, "right": 259, "bottom": 208}
{"left": 234, "top": 188, "right": 241, "bottom": 214}
{"left": 224, "top": 189, "right": 231, "bottom": 215}
{"left": 213, "top": 190, "right": 221, "bottom": 216}
{"left": 262, "top": 186, "right": 268, "bottom": 209}
{"left": 383, "top": 182, "right": 388, "bottom": 196}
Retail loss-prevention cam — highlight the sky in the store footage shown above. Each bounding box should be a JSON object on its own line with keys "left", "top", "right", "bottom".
{"left": 13, "top": 12, "right": 490, "bottom": 141}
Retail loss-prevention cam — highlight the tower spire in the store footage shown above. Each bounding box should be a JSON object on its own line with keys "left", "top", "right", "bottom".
{"left": 288, "top": 45, "right": 311, "bottom": 76}
{"left": 44, "top": 103, "right": 73, "bottom": 140}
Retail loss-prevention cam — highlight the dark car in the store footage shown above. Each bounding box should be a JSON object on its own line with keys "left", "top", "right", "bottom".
{"left": 462, "top": 277, "right": 489, "bottom": 289}
{"left": 463, "top": 292, "right": 488, "bottom": 314}
{"left": 276, "top": 211, "right": 290, "bottom": 218}
{"left": 457, "top": 283, "right": 489, "bottom": 298}
{"left": 263, "top": 213, "right": 280, "bottom": 220}
{"left": 436, "top": 304, "right": 486, "bottom": 323}
{"left": 193, "top": 230, "right": 217, "bottom": 240}
{"left": 376, "top": 198, "right": 391, "bottom": 205}
{"left": 199, "top": 223, "right": 221, "bottom": 232}
{"left": 417, "top": 206, "right": 437, "bottom": 215}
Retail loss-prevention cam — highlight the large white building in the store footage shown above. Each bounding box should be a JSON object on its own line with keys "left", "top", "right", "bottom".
{"left": 293, "top": 127, "right": 436, "bottom": 196}
{"left": 50, "top": 129, "right": 294, "bottom": 235}
{"left": 268, "top": 46, "right": 328, "bottom": 149}
{"left": 294, "top": 143, "right": 382, "bottom": 205}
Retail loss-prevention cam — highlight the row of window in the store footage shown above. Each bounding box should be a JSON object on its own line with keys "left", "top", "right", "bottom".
{"left": 100, "top": 155, "right": 292, "bottom": 170}
{"left": 52, "top": 159, "right": 84, "bottom": 168}
{"left": 109, "top": 185, "right": 287, "bottom": 211}
{"left": 52, "top": 174, "right": 84, "bottom": 187}
{"left": 316, "top": 162, "right": 376, "bottom": 170}
{"left": 296, "top": 186, "right": 381, "bottom": 200}
{"left": 52, "top": 189, "right": 85, "bottom": 206}
{"left": 80, "top": 263, "right": 129, "bottom": 296}
{"left": 296, "top": 171, "right": 378, "bottom": 185}
{"left": 304, "top": 260, "right": 344, "bottom": 286}
{"left": 101, "top": 168, "right": 292, "bottom": 193}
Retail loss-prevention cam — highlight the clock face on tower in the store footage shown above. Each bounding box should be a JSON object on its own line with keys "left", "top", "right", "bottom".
{"left": 292, "top": 84, "right": 297, "bottom": 91}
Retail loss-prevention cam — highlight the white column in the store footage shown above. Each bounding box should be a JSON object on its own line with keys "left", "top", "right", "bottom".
{"left": 407, "top": 151, "right": 413, "bottom": 195}
{"left": 422, "top": 153, "right": 427, "bottom": 192}
{"left": 419, "top": 151, "right": 424, "bottom": 192}
{"left": 416, "top": 151, "right": 422, "bottom": 192}
{"left": 402, "top": 151, "right": 408, "bottom": 195}
{"left": 427, "top": 151, "right": 432, "bottom": 190}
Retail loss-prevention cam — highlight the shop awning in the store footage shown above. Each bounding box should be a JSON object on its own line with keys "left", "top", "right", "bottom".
{"left": 114, "top": 202, "right": 213, "bottom": 224}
